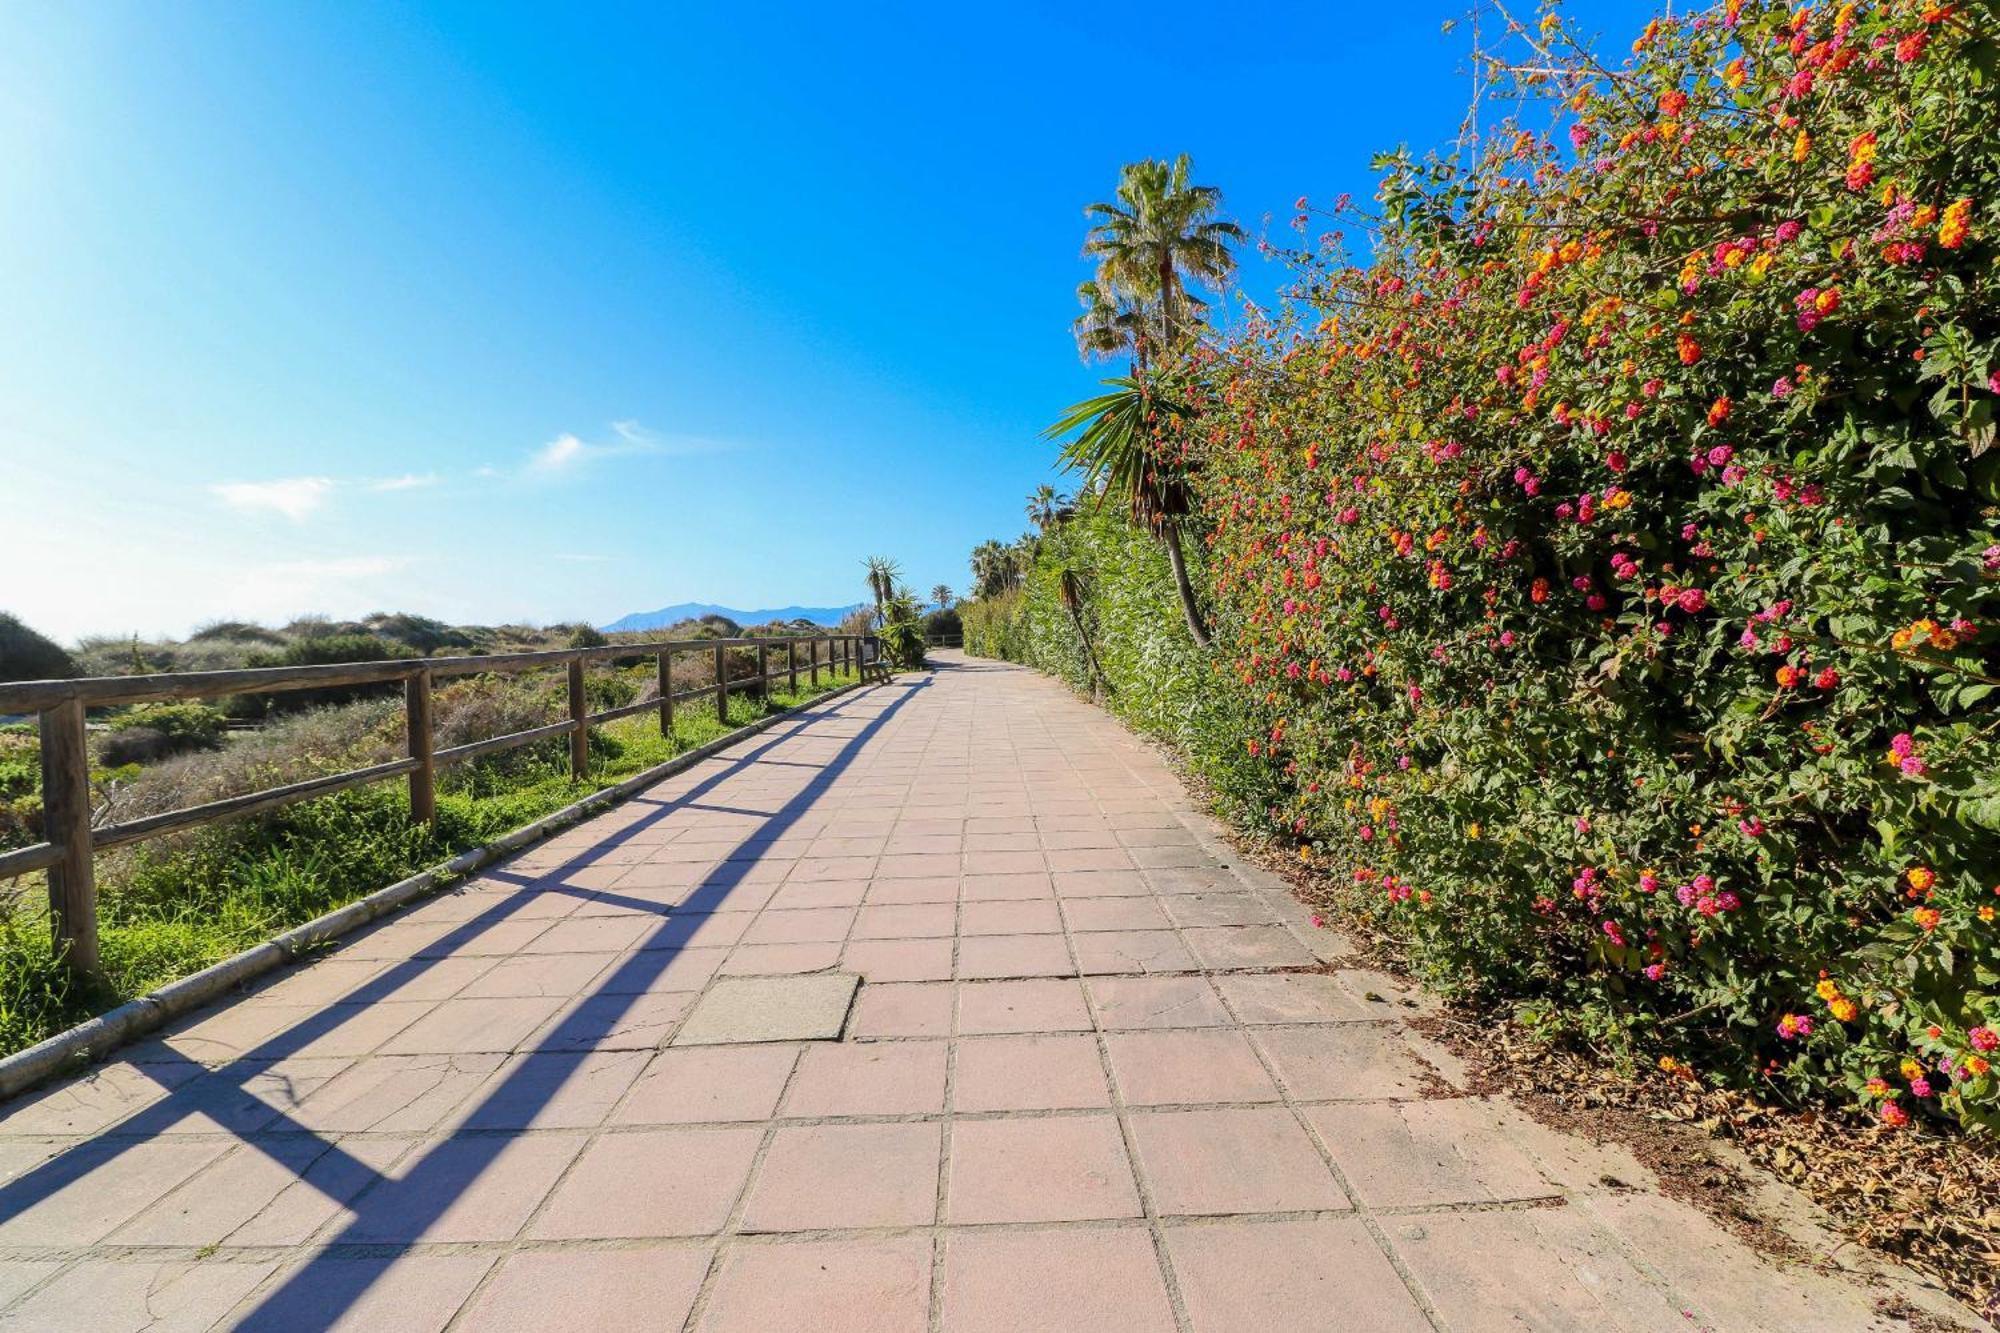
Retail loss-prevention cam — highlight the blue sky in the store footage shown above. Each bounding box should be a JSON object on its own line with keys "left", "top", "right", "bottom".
{"left": 0, "top": 0, "right": 1651, "bottom": 642}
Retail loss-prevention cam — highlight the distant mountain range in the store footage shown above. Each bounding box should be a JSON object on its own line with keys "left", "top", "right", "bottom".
{"left": 599, "top": 601, "right": 867, "bottom": 633}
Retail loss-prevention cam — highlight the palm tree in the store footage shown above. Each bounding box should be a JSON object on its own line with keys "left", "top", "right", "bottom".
{"left": 929, "top": 584, "right": 955, "bottom": 610}
{"left": 1025, "top": 484, "right": 1074, "bottom": 532}
{"left": 1045, "top": 374, "right": 1211, "bottom": 648}
{"left": 969, "top": 540, "right": 1015, "bottom": 600}
{"left": 863, "top": 556, "right": 901, "bottom": 623}
{"left": 1072, "top": 279, "right": 1158, "bottom": 368}
{"left": 1082, "top": 155, "right": 1243, "bottom": 352}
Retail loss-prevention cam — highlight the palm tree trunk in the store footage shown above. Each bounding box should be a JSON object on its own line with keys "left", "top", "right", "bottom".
{"left": 1158, "top": 518, "right": 1211, "bottom": 648}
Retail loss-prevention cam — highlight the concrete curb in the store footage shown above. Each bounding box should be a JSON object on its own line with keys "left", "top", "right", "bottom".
{"left": 0, "top": 677, "right": 878, "bottom": 1101}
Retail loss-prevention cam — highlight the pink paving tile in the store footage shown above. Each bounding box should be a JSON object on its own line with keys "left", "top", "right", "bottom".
{"left": 739, "top": 1122, "right": 941, "bottom": 1231}
{"left": 740, "top": 906, "right": 857, "bottom": 944}
{"left": 955, "top": 933, "right": 1073, "bottom": 980}
{"left": 959, "top": 872, "right": 1054, "bottom": 901}
{"left": 518, "top": 914, "right": 654, "bottom": 954}
{"left": 1072, "top": 930, "right": 1199, "bottom": 975}
{"left": 720, "top": 942, "right": 844, "bottom": 975}
{"left": 1051, "top": 869, "right": 1154, "bottom": 897}
{"left": 881, "top": 833, "right": 961, "bottom": 856}
{"left": 7, "top": 1258, "right": 279, "bottom": 1333}
{"left": 613, "top": 1044, "right": 800, "bottom": 1124}
{"left": 941, "top": 1227, "right": 1175, "bottom": 1333}
{"left": 1160, "top": 891, "right": 1278, "bottom": 928}
{"left": 964, "top": 831, "right": 1039, "bottom": 853}
{"left": 454, "top": 1050, "right": 652, "bottom": 1130}
{"left": 954, "top": 979, "right": 1092, "bottom": 1035}
{"left": 951, "top": 1034, "right": 1111, "bottom": 1111}
{"left": 960, "top": 898, "right": 1062, "bottom": 935}
{"left": 962, "top": 849, "right": 1046, "bottom": 875}
{"left": 1061, "top": 896, "right": 1172, "bottom": 931}
{"left": 530, "top": 990, "right": 694, "bottom": 1052}
{"left": 1213, "top": 972, "right": 1376, "bottom": 1024}
{"left": 458, "top": 950, "right": 618, "bottom": 999}
{"left": 1040, "top": 827, "right": 1121, "bottom": 850}
{"left": 289, "top": 1053, "right": 506, "bottom": 1133}
{"left": 1181, "top": 925, "right": 1317, "bottom": 970}
{"left": 1127, "top": 1108, "right": 1347, "bottom": 1215}
{"left": 1166, "top": 1219, "right": 1430, "bottom": 1333}
{"left": 1045, "top": 847, "right": 1136, "bottom": 873}
{"left": 530, "top": 1126, "right": 763, "bottom": 1238}
{"left": 377, "top": 997, "right": 564, "bottom": 1055}
{"left": 841, "top": 937, "right": 955, "bottom": 982}
{"left": 945, "top": 1115, "right": 1140, "bottom": 1223}
{"left": 1304, "top": 1100, "right": 1557, "bottom": 1207}
{"left": 780, "top": 1040, "right": 949, "bottom": 1116}
{"left": 458, "top": 1245, "right": 712, "bottom": 1333}
{"left": 847, "top": 981, "right": 955, "bottom": 1037}
{"left": 345, "top": 1131, "right": 584, "bottom": 1242}
{"left": 1088, "top": 975, "right": 1230, "bottom": 1030}
{"left": 862, "top": 876, "right": 959, "bottom": 904}
{"left": 851, "top": 902, "right": 957, "bottom": 938}
{"left": 1387, "top": 1207, "right": 1692, "bottom": 1332}
{"left": 766, "top": 879, "right": 869, "bottom": 909}
{"left": 697, "top": 1236, "right": 931, "bottom": 1333}
{"left": 875, "top": 852, "right": 960, "bottom": 879}
{"left": 594, "top": 946, "right": 726, "bottom": 993}
{"left": 1251, "top": 1025, "right": 1437, "bottom": 1100}
{"left": 787, "top": 856, "right": 877, "bottom": 884}
{"left": 638, "top": 912, "right": 754, "bottom": 949}
{"left": 0, "top": 1139, "right": 230, "bottom": 1245}
{"left": 243, "top": 1253, "right": 495, "bottom": 1331}
{"left": 109, "top": 1135, "right": 411, "bottom": 1247}
{"left": 1103, "top": 1029, "right": 1282, "bottom": 1106}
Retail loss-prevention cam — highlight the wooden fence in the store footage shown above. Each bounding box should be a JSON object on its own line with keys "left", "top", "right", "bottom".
{"left": 0, "top": 633, "right": 882, "bottom": 978}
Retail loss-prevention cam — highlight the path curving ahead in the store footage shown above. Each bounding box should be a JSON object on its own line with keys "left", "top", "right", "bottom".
{"left": 0, "top": 653, "right": 1980, "bottom": 1332}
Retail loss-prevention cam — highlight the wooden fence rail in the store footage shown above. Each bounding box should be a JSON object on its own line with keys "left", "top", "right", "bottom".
{"left": 0, "top": 633, "right": 884, "bottom": 978}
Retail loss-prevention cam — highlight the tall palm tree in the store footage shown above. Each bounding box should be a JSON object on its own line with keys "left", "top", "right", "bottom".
{"left": 1025, "top": 484, "right": 1074, "bottom": 532}
{"left": 1082, "top": 155, "right": 1243, "bottom": 352}
{"left": 863, "top": 556, "right": 901, "bottom": 623}
{"left": 929, "top": 584, "right": 955, "bottom": 610}
{"left": 969, "top": 540, "right": 1016, "bottom": 600}
{"left": 1045, "top": 374, "right": 1210, "bottom": 648}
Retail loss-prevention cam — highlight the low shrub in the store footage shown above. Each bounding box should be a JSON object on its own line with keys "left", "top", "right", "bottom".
{"left": 235, "top": 634, "right": 418, "bottom": 716}
{"left": 0, "top": 613, "right": 75, "bottom": 683}
{"left": 97, "top": 703, "right": 226, "bottom": 767}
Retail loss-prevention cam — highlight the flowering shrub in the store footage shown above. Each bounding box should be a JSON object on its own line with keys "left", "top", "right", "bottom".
{"left": 1003, "top": 0, "right": 2000, "bottom": 1130}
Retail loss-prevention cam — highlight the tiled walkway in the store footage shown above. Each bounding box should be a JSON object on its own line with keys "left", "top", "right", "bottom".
{"left": 0, "top": 655, "right": 1978, "bottom": 1331}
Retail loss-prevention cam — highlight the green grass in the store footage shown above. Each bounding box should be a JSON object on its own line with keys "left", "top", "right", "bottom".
{"left": 0, "top": 667, "right": 863, "bottom": 1058}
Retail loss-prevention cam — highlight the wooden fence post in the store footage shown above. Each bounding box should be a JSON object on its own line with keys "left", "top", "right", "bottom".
{"left": 714, "top": 644, "right": 728, "bottom": 723}
{"left": 657, "top": 650, "right": 673, "bottom": 736}
{"left": 809, "top": 637, "right": 820, "bottom": 687}
{"left": 40, "top": 697, "right": 98, "bottom": 979}
{"left": 405, "top": 669, "right": 435, "bottom": 825}
{"left": 566, "top": 658, "right": 589, "bottom": 780}
{"left": 757, "top": 642, "right": 770, "bottom": 703}
{"left": 787, "top": 639, "right": 798, "bottom": 692}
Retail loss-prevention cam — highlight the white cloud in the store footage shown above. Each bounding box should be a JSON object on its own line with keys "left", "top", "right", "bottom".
{"left": 211, "top": 476, "right": 335, "bottom": 521}
{"left": 522, "top": 421, "right": 732, "bottom": 479}
{"left": 370, "top": 473, "right": 439, "bottom": 492}
{"left": 530, "top": 433, "right": 591, "bottom": 472}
